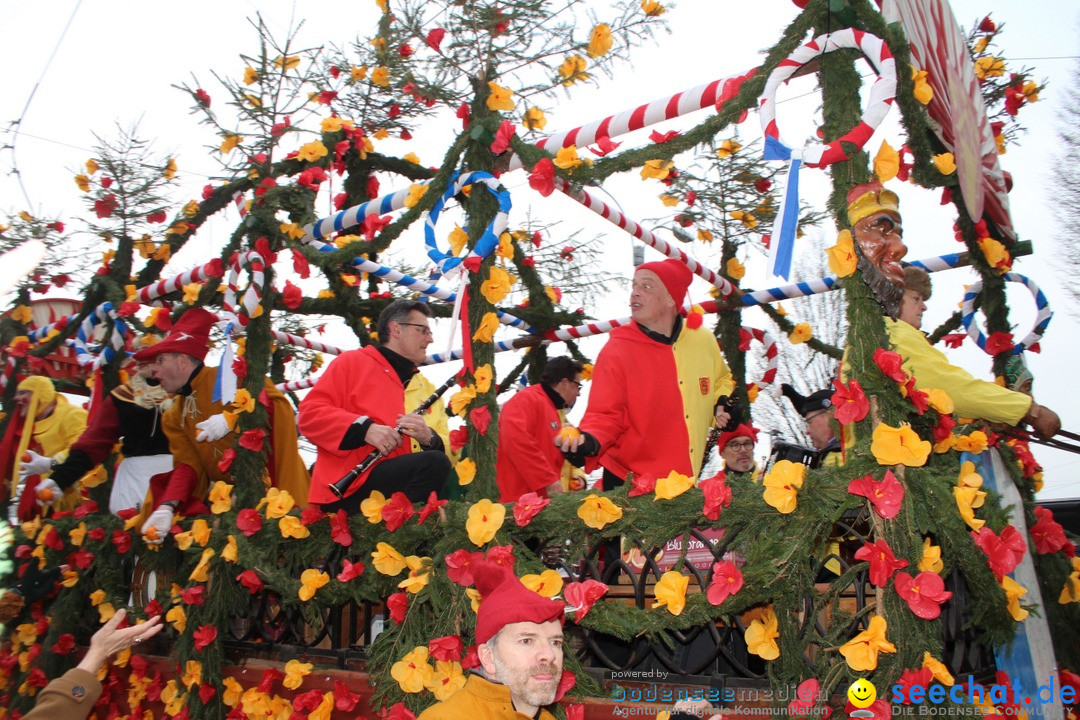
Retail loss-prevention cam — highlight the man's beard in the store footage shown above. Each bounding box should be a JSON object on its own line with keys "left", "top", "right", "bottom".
{"left": 857, "top": 253, "right": 904, "bottom": 318}
{"left": 491, "top": 650, "right": 560, "bottom": 709}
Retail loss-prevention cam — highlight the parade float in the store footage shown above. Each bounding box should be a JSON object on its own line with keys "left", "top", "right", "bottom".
{"left": 0, "top": 0, "right": 1077, "bottom": 718}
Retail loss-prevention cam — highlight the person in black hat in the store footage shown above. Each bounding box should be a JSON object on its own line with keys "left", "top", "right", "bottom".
{"left": 781, "top": 384, "right": 840, "bottom": 459}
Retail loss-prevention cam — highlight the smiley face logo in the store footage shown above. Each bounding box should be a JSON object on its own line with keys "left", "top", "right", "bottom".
{"left": 848, "top": 678, "right": 877, "bottom": 709}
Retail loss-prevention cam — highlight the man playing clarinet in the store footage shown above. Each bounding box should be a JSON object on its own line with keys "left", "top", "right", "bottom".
{"left": 298, "top": 299, "right": 452, "bottom": 511}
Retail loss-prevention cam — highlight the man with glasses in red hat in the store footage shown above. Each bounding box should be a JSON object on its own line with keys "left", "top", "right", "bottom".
{"left": 716, "top": 424, "right": 760, "bottom": 480}
{"left": 557, "top": 258, "right": 734, "bottom": 490}
{"left": 132, "top": 307, "right": 310, "bottom": 543}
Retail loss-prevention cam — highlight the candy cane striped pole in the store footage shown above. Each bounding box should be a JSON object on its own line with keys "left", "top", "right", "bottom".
{"left": 272, "top": 330, "right": 342, "bottom": 356}
{"left": 276, "top": 378, "right": 316, "bottom": 393}
{"left": 557, "top": 179, "right": 737, "bottom": 298}
{"left": 506, "top": 69, "right": 757, "bottom": 173}
{"left": 137, "top": 258, "right": 225, "bottom": 304}
{"left": 223, "top": 251, "right": 265, "bottom": 327}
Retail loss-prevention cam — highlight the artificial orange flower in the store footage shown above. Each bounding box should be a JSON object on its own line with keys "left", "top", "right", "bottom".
{"left": 473, "top": 364, "right": 493, "bottom": 394}
{"left": 653, "top": 570, "right": 690, "bottom": 616}
{"left": 745, "top": 607, "right": 780, "bottom": 660}
{"left": 523, "top": 107, "right": 547, "bottom": 131}
{"left": 577, "top": 493, "right": 623, "bottom": 529}
{"left": 69, "top": 523, "right": 87, "bottom": 547}
{"left": 263, "top": 488, "right": 296, "bottom": 519}
{"left": 716, "top": 139, "right": 741, "bottom": 158}
{"left": 911, "top": 67, "right": 934, "bottom": 104}
{"left": 974, "top": 56, "right": 1005, "bottom": 79}
{"left": 181, "top": 660, "right": 202, "bottom": 689}
{"left": 640, "top": 159, "right": 674, "bottom": 181}
{"left": 487, "top": 82, "right": 514, "bottom": 111}
{"left": 221, "top": 535, "right": 238, "bottom": 563}
{"left": 456, "top": 458, "right": 477, "bottom": 486}
{"left": 360, "top": 491, "right": 387, "bottom": 525}
{"left": 726, "top": 258, "right": 745, "bottom": 281}
{"left": 466, "top": 499, "right": 506, "bottom": 546}
{"left": 398, "top": 555, "right": 432, "bottom": 594}
{"left": 10, "top": 305, "right": 33, "bottom": 324}
{"left": 223, "top": 677, "right": 243, "bottom": 707}
{"left": 925, "top": 388, "right": 955, "bottom": 415}
{"left": 839, "top": 615, "right": 896, "bottom": 671}
{"left": 641, "top": 0, "right": 665, "bottom": 16}
{"left": 923, "top": 652, "right": 955, "bottom": 686}
{"left": 220, "top": 134, "right": 242, "bottom": 153}
{"left": 789, "top": 323, "right": 812, "bottom": 345}
{"left": 918, "top": 538, "right": 944, "bottom": 574}
{"left": 166, "top": 605, "right": 187, "bottom": 633}
{"left": 762, "top": 460, "right": 805, "bottom": 514}
{"left": 557, "top": 56, "right": 589, "bottom": 87}
{"left": 1060, "top": 569, "right": 1080, "bottom": 604}
{"left": 373, "top": 542, "right": 407, "bottom": 576}
{"left": 278, "top": 516, "right": 310, "bottom": 539}
{"left": 729, "top": 210, "right": 758, "bottom": 229}
{"left": 297, "top": 141, "right": 328, "bottom": 163}
{"left": 209, "top": 481, "right": 233, "bottom": 514}
{"left": 659, "top": 194, "right": 680, "bottom": 207}
{"left": 449, "top": 386, "right": 477, "bottom": 416}
{"left": 299, "top": 569, "right": 330, "bottom": 601}
{"left": 189, "top": 548, "right": 215, "bottom": 583}
{"left": 698, "top": 229, "right": 714, "bottom": 242}
{"left": 871, "top": 423, "right": 931, "bottom": 467}
{"left": 553, "top": 145, "right": 583, "bottom": 171}
{"left": 654, "top": 470, "right": 695, "bottom": 500}
{"left": 473, "top": 312, "right": 499, "bottom": 343}
{"left": 1000, "top": 576, "right": 1028, "bottom": 620}
{"left": 480, "top": 265, "right": 514, "bottom": 304}
{"left": 283, "top": 659, "right": 312, "bottom": 689}
{"left": 954, "top": 486, "right": 986, "bottom": 531}
{"left": 873, "top": 139, "right": 899, "bottom": 182}
{"left": 932, "top": 153, "right": 956, "bottom": 175}
{"left": 391, "top": 647, "right": 434, "bottom": 693}
{"left": 827, "top": 229, "right": 857, "bottom": 277}
{"left": 954, "top": 430, "right": 988, "bottom": 454}
{"left": 521, "top": 569, "right": 564, "bottom": 598}
{"left": 587, "top": 24, "right": 613, "bottom": 57}
{"left": 74, "top": 174, "right": 91, "bottom": 192}
{"left": 370, "top": 66, "right": 391, "bottom": 87}
{"left": 427, "top": 661, "right": 467, "bottom": 701}
{"left": 977, "top": 237, "right": 1011, "bottom": 273}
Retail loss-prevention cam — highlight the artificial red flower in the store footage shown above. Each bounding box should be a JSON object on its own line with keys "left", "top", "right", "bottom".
{"left": 553, "top": 670, "right": 576, "bottom": 702}
{"left": 854, "top": 538, "right": 909, "bottom": 587}
{"left": 147, "top": 210, "right": 167, "bottom": 223}
{"left": 700, "top": 471, "right": 732, "bottom": 521}
{"left": 788, "top": 678, "right": 830, "bottom": 717}
{"left": 847, "top": 470, "right": 904, "bottom": 519}
{"left": 426, "top": 28, "right": 446, "bottom": 51}
{"left": 485, "top": 544, "right": 515, "bottom": 568}
{"left": 236, "top": 508, "right": 263, "bottom": 537}
{"left": 563, "top": 579, "right": 608, "bottom": 621}
{"left": 300, "top": 505, "right": 325, "bottom": 526}
{"left": 445, "top": 549, "right": 485, "bottom": 586}
{"left": 330, "top": 509, "right": 352, "bottom": 546}
{"left": 831, "top": 378, "right": 870, "bottom": 424}
{"left": 51, "top": 634, "right": 75, "bottom": 655}
{"left": 337, "top": 559, "right": 365, "bottom": 582}
{"left": 112, "top": 530, "right": 132, "bottom": 554}
{"left": 360, "top": 213, "right": 392, "bottom": 241}
{"left": 1030, "top": 506, "right": 1068, "bottom": 555}
{"left": 627, "top": 473, "right": 657, "bottom": 498}
{"left": 490, "top": 120, "right": 516, "bottom": 155}
{"left": 979, "top": 16, "right": 996, "bottom": 32}
{"left": 428, "top": 635, "right": 464, "bottom": 662}
{"left": 68, "top": 549, "right": 94, "bottom": 569}
{"left": 193, "top": 624, "right": 218, "bottom": 651}
{"left": 588, "top": 135, "right": 621, "bottom": 157}
{"left": 528, "top": 158, "right": 556, "bottom": 197}
{"left": 387, "top": 592, "right": 408, "bottom": 624}
{"left": 985, "top": 331, "right": 1015, "bottom": 356}
{"left": 257, "top": 668, "right": 284, "bottom": 694}
{"left": 238, "top": 429, "right": 266, "bottom": 452}
{"left": 895, "top": 667, "right": 933, "bottom": 704}
{"left": 290, "top": 248, "right": 310, "bottom": 280}
{"left": 194, "top": 89, "right": 211, "bottom": 107}
{"left": 382, "top": 492, "right": 416, "bottom": 532}
{"left": 456, "top": 102, "right": 471, "bottom": 129}
{"left": 873, "top": 348, "right": 907, "bottom": 383}
{"left": 706, "top": 560, "right": 743, "bottom": 605}
{"left": 417, "top": 492, "right": 447, "bottom": 525}
{"left": 904, "top": 378, "right": 929, "bottom": 415}
{"left": 74, "top": 501, "right": 100, "bottom": 519}
{"left": 470, "top": 405, "right": 492, "bottom": 435}
{"left": 297, "top": 166, "right": 328, "bottom": 190}
{"left": 649, "top": 130, "right": 680, "bottom": 143}
{"left": 333, "top": 679, "right": 361, "bottom": 711}
{"left": 448, "top": 426, "right": 469, "bottom": 453}
{"left": 894, "top": 571, "right": 953, "bottom": 619}
{"left": 513, "top": 492, "right": 550, "bottom": 527}
{"left": 384, "top": 701, "right": 417, "bottom": 720}
{"left": 971, "top": 525, "right": 1026, "bottom": 580}
{"left": 94, "top": 194, "right": 118, "bottom": 218}
{"left": 180, "top": 586, "right": 206, "bottom": 606}
{"left": 931, "top": 413, "right": 956, "bottom": 444}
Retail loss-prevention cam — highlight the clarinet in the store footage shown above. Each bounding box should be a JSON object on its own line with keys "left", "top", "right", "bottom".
{"left": 328, "top": 374, "right": 459, "bottom": 500}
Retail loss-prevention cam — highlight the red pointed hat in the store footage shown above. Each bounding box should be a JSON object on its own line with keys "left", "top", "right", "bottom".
{"left": 636, "top": 259, "right": 692, "bottom": 305}
{"left": 716, "top": 424, "right": 759, "bottom": 453}
{"left": 473, "top": 561, "right": 564, "bottom": 644}
{"left": 133, "top": 307, "right": 216, "bottom": 363}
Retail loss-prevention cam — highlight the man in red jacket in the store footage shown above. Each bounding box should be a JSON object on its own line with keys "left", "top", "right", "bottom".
{"left": 558, "top": 259, "right": 734, "bottom": 489}
{"left": 496, "top": 356, "right": 584, "bottom": 502}
{"left": 298, "top": 299, "right": 451, "bottom": 510}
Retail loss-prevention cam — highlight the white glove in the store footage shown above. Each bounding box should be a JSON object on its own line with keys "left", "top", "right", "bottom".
{"left": 141, "top": 505, "right": 175, "bottom": 545}
{"left": 195, "top": 414, "right": 230, "bottom": 443}
{"left": 19, "top": 450, "right": 52, "bottom": 480}
{"left": 35, "top": 478, "right": 61, "bottom": 507}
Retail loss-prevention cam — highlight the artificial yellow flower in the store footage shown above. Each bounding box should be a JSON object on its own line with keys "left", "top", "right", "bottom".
{"left": 427, "top": 661, "right": 467, "bottom": 701}
{"left": 10, "top": 305, "right": 33, "bottom": 324}
{"left": 85, "top": 158, "right": 100, "bottom": 175}
{"left": 1000, "top": 576, "right": 1029, "bottom": 621}
{"left": 826, "top": 229, "right": 857, "bottom": 277}
{"left": 350, "top": 65, "right": 368, "bottom": 83}
{"left": 473, "top": 364, "right": 493, "bottom": 394}
{"left": 745, "top": 607, "right": 780, "bottom": 660}
{"left": 726, "top": 258, "right": 746, "bottom": 281}
{"left": 789, "top": 323, "right": 812, "bottom": 345}
{"left": 974, "top": 56, "right": 1006, "bottom": 79}
{"left": 467, "top": 499, "right": 506, "bottom": 546}
{"left": 954, "top": 485, "right": 986, "bottom": 531}
{"left": 273, "top": 55, "right": 300, "bottom": 71}
{"left": 189, "top": 548, "right": 215, "bottom": 583}
{"left": 874, "top": 139, "right": 900, "bottom": 183}
{"left": 163, "top": 158, "right": 177, "bottom": 180}
{"left": 557, "top": 56, "right": 589, "bottom": 87}
{"left": 871, "top": 423, "right": 931, "bottom": 467}
{"left": 716, "top": 139, "right": 741, "bottom": 158}
{"left": 977, "top": 237, "right": 1010, "bottom": 273}
{"left": 659, "top": 194, "right": 680, "bottom": 207}
{"left": 404, "top": 183, "right": 427, "bottom": 209}
{"left": 263, "top": 488, "right": 296, "bottom": 519}
{"left": 298, "top": 569, "right": 330, "bottom": 601}
{"left": 654, "top": 470, "right": 695, "bottom": 500}
{"left": 166, "top": 605, "right": 187, "bottom": 633}
{"left": 283, "top": 659, "right": 312, "bottom": 690}
{"left": 481, "top": 265, "right": 514, "bottom": 304}
{"left": 74, "top": 174, "right": 91, "bottom": 192}
{"left": 521, "top": 570, "right": 564, "bottom": 598}
{"left": 641, "top": 0, "right": 665, "bottom": 16}
{"left": 918, "top": 538, "right": 944, "bottom": 574}
{"left": 729, "top": 210, "right": 758, "bottom": 229}
{"left": 189, "top": 518, "right": 211, "bottom": 547}
{"left": 398, "top": 556, "right": 432, "bottom": 594}
{"left": 297, "top": 141, "right": 329, "bottom": 163}
{"left": 923, "top": 652, "right": 955, "bottom": 686}
{"left": 577, "top": 493, "right": 623, "bottom": 530}
{"left": 487, "top": 82, "right": 514, "bottom": 111}
{"left": 1059, "top": 571, "right": 1080, "bottom": 604}
{"left": 456, "top": 458, "right": 477, "bottom": 486}
{"left": 449, "top": 385, "right": 477, "bottom": 416}
{"left": 466, "top": 587, "right": 482, "bottom": 613}
{"left": 839, "top": 615, "right": 896, "bottom": 671}
{"left": 762, "top": 460, "right": 805, "bottom": 514}
{"left": 471, "top": 311, "right": 501, "bottom": 344}
{"left": 372, "top": 542, "right": 408, "bottom": 576}
{"left": 221, "top": 535, "right": 238, "bottom": 563}
{"left": 391, "top": 647, "right": 434, "bottom": 694}
{"left": 402, "top": 152, "right": 420, "bottom": 165}
{"left": 181, "top": 660, "right": 202, "bottom": 689}
{"left": 587, "top": 24, "right": 613, "bottom": 58}
{"left": 278, "top": 516, "right": 310, "bottom": 539}
{"left": 361, "top": 491, "right": 387, "bottom": 524}
{"left": 911, "top": 67, "right": 934, "bottom": 105}
{"left": 925, "top": 388, "right": 955, "bottom": 415}
{"left": 209, "top": 481, "right": 233, "bottom": 514}
{"left": 698, "top": 229, "right": 714, "bottom": 243}
{"left": 309, "top": 693, "right": 334, "bottom": 720}
{"left": 954, "top": 431, "right": 989, "bottom": 454}
{"left": 220, "top": 134, "right": 242, "bottom": 153}
{"left": 444, "top": 224, "right": 469, "bottom": 256}
{"left": 523, "top": 107, "right": 547, "bottom": 131}
{"left": 932, "top": 153, "right": 957, "bottom": 175}
{"left": 553, "top": 145, "right": 583, "bottom": 171}
{"left": 280, "top": 221, "right": 306, "bottom": 239}
{"left": 367, "top": 66, "right": 390, "bottom": 87}
{"left": 68, "top": 523, "right": 87, "bottom": 547}
{"left": 640, "top": 159, "right": 674, "bottom": 181}
{"left": 223, "top": 677, "right": 243, "bottom": 708}
{"left": 653, "top": 570, "right": 690, "bottom": 616}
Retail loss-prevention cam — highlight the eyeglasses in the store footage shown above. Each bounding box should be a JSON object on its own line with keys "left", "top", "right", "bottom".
{"left": 397, "top": 322, "right": 433, "bottom": 337}
{"left": 570, "top": 380, "right": 583, "bottom": 389}
{"left": 726, "top": 440, "right": 755, "bottom": 452}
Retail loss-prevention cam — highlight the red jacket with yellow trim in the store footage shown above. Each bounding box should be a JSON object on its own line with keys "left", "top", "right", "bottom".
{"left": 496, "top": 384, "right": 565, "bottom": 502}
{"left": 580, "top": 321, "right": 732, "bottom": 481}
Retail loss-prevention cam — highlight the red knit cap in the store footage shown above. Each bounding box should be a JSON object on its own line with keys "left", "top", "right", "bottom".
{"left": 636, "top": 259, "right": 692, "bottom": 306}
{"left": 716, "top": 424, "right": 759, "bottom": 453}
{"left": 473, "top": 561, "right": 564, "bottom": 645}
{"left": 133, "top": 307, "right": 216, "bottom": 363}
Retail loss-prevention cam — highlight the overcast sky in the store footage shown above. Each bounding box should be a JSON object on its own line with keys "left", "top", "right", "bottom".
{"left": 2, "top": 0, "right": 1078, "bottom": 498}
